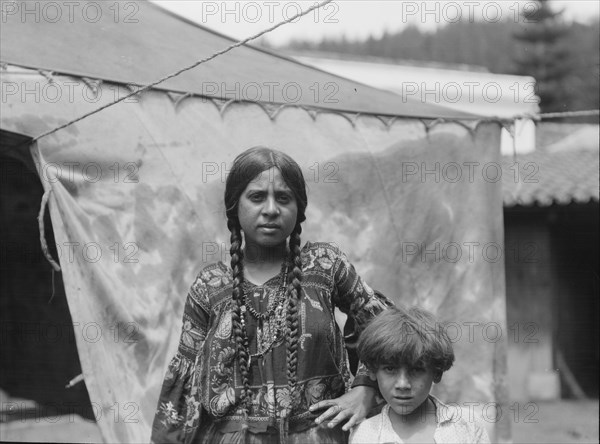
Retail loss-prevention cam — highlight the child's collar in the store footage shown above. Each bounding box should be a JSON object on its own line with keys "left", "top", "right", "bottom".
{"left": 429, "top": 395, "right": 462, "bottom": 424}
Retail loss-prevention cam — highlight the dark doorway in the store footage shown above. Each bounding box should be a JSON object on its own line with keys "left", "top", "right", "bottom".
{"left": 504, "top": 203, "right": 599, "bottom": 400}
{"left": 551, "top": 202, "right": 600, "bottom": 398}
{"left": 1, "top": 133, "right": 94, "bottom": 421}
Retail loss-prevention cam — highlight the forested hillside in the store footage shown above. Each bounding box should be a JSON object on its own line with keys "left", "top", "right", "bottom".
{"left": 279, "top": 11, "right": 599, "bottom": 115}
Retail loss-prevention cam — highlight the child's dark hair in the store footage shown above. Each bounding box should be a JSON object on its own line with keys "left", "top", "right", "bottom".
{"left": 224, "top": 146, "right": 307, "bottom": 418}
{"left": 358, "top": 306, "right": 454, "bottom": 380}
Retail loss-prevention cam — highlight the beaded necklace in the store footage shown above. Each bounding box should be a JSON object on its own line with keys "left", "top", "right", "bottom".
{"left": 240, "top": 264, "right": 289, "bottom": 362}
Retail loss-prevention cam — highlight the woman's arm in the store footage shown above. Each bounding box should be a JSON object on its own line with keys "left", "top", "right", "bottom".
{"left": 151, "top": 274, "right": 210, "bottom": 444}
{"left": 309, "top": 244, "right": 394, "bottom": 429}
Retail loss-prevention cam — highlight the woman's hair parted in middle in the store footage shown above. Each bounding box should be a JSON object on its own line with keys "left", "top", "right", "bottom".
{"left": 358, "top": 306, "right": 455, "bottom": 378}
{"left": 224, "top": 146, "right": 308, "bottom": 416}
{"left": 224, "top": 146, "right": 308, "bottom": 224}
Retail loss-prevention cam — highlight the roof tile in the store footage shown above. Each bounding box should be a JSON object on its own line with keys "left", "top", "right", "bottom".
{"left": 502, "top": 123, "right": 599, "bottom": 207}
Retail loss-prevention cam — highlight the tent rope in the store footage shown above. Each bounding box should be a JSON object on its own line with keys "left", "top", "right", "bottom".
{"left": 539, "top": 109, "right": 599, "bottom": 119}
{"left": 29, "top": 0, "right": 333, "bottom": 144}
{"left": 38, "top": 188, "right": 61, "bottom": 272}
{"left": 49, "top": 268, "right": 56, "bottom": 304}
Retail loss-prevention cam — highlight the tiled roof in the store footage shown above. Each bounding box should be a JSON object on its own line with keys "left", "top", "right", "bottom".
{"left": 502, "top": 123, "right": 599, "bottom": 207}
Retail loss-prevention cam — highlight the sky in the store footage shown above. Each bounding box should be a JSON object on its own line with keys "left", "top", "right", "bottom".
{"left": 153, "top": 0, "right": 600, "bottom": 45}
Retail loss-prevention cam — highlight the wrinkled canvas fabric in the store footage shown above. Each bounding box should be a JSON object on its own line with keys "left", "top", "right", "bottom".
{"left": 2, "top": 71, "right": 506, "bottom": 443}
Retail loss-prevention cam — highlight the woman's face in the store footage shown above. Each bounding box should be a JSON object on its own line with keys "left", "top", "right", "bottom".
{"left": 238, "top": 167, "right": 298, "bottom": 252}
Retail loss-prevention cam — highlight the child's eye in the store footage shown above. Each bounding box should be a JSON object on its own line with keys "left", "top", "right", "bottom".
{"left": 383, "top": 366, "right": 396, "bottom": 373}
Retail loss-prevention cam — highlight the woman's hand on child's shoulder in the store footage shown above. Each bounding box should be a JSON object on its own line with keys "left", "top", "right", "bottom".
{"left": 308, "top": 385, "right": 377, "bottom": 432}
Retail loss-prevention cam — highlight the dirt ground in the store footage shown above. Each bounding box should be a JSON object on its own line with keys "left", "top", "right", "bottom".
{"left": 511, "top": 399, "right": 598, "bottom": 444}
{"left": 1, "top": 399, "right": 598, "bottom": 443}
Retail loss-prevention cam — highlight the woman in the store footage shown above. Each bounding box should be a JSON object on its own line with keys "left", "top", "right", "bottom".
{"left": 151, "top": 147, "right": 394, "bottom": 443}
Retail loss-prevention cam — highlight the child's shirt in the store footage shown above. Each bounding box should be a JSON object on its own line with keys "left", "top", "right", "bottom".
{"left": 349, "top": 396, "right": 490, "bottom": 444}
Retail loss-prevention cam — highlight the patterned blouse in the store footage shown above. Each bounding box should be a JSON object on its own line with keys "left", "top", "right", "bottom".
{"left": 151, "top": 242, "right": 394, "bottom": 443}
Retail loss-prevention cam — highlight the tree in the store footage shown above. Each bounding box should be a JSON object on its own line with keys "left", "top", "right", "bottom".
{"left": 512, "top": 0, "right": 572, "bottom": 113}
{"left": 561, "top": 19, "right": 600, "bottom": 121}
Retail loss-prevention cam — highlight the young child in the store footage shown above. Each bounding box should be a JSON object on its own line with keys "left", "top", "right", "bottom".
{"left": 349, "top": 306, "right": 490, "bottom": 444}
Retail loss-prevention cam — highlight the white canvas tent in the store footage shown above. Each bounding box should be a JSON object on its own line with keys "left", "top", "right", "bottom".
{"left": 1, "top": 1, "right": 508, "bottom": 442}
{"left": 291, "top": 53, "right": 540, "bottom": 156}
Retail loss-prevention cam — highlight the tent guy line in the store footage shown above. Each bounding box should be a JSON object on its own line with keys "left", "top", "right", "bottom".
{"left": 538, "top": 109, "right": 600, "bottom": 119}
{"left": 26, "top": 0, "right": 334, "bottom": 145}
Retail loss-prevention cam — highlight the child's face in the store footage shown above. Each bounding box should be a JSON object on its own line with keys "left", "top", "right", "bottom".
{"left": 373, "top": 363, "right": 437, "bottom": 418}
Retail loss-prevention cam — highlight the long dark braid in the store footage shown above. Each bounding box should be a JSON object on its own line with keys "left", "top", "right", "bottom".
{"left": 228, "top": 219, "right": 251, "bottom": 413}
{"left": 285, "top": 222, "right": 303, "bottom": 413}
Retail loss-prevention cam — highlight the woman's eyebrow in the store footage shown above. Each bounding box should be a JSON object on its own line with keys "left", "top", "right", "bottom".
{"left": 244, "top": 185, "right": 267, "bottom": 193}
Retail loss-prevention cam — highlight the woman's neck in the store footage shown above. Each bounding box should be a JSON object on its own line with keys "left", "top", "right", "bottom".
{"left": 244, "top": 245, "right": 287, "bottom": 285}
{"left": 242, "top": 242, "right": 288, "bottom": 266}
